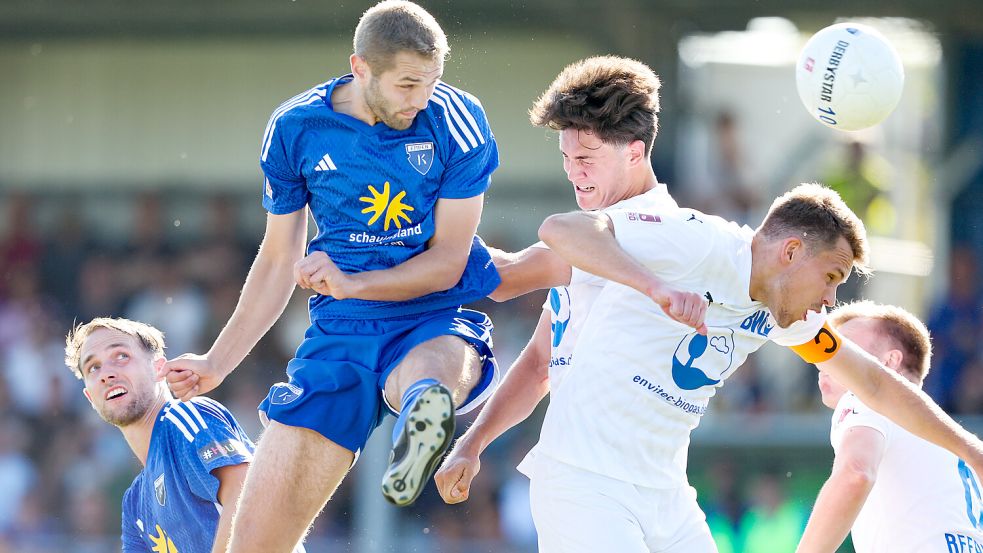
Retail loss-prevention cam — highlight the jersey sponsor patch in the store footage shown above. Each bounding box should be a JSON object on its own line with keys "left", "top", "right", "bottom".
{"left": 625, "top": 212, "right": 661, "bottom": 223}
{"left": 790, "top": 322, "right": 841, "bottom": 363}
{"left": 197, "top": 438, "right": 249, "bottom": 463}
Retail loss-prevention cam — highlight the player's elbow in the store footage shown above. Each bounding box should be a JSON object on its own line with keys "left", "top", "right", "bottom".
{"left": 432, "top": 258, "right": 468, "bottom": 292}
{"left": 487, "top": 284, "right": 514, "bottom": 303}
{"left": 835, "top": 461, "right": 878, "bottom": 493}
{"left": 538, "top": 214, "right": 567, "bottom": 248}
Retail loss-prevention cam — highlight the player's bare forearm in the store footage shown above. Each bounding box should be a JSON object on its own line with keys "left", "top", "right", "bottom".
{"left": 210, "top": 211, "right": 307, "bottom": 376}
{"left": 818, "top": 341, "right": 983, "bottom": 472}
{"left": 539, "top": 211, "right": 657, "bottom": 296}
{"left": 488, "top": 246, "right": 571, "bottom": 302}
{"left": 797, "top": 473, "right": 870, "bottom": 553}
{"left": 343, "top": 245, "right": 469, "bottom": 301}
{"left": 211, "top": 463, "right": 249, "bottom": 553}
{"left": 459, "top": 313, "right": 552, "bottom": 454}
{"left": 797, "top": 427, "right": 880, "bottom": 553}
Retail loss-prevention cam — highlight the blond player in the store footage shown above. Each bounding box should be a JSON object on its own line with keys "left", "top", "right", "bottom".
{"left": 798, "top": 300, "right": 983, "bottom": 553}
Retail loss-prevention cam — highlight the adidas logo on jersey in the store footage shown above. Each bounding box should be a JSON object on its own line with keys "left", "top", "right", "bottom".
{"left": 314, "top": 152, "right": 337, "bottom": 172}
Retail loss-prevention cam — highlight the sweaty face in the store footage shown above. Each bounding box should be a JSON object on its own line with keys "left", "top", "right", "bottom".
{"left": 559, "top": 128, "right": 636, "bottom": 210}
{"left": 80, "top": 328, "right": 159, "bottom": 427}
{"left": 770, "top": 236, "right": 855, "bottom": 328}
{"left": 817, "top": 317, "right": 881, "bottom": 408}
{"left": 363, "top": 51, "right": 442, "bottom": 130}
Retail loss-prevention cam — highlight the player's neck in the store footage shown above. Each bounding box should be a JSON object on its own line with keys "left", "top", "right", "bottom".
{"left": 331, "top": 80, "right": 378, "bottom": 126}
{"left": 119, "top": 392, "right": 170, "bottom": 466}
{"left": 614, "top": 167, "right": 657, "bottom": 203}
{"left": 747, "top": 234, "right": 774, "bottom": 303}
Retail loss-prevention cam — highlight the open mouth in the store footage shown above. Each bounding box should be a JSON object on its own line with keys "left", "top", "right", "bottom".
{"left": 105, "top": 386, "right": 128, "bottom": 401}
{"left": 575, "top": 185, "right": 595, "bottom": 193}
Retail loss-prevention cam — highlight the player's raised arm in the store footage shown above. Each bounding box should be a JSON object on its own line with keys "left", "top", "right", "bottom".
{"left": 791, "top": 326, "right": 983, "bottom": 476}
{"left": 796, "top": 425, "right": 884, "bottom": 553}
{"left": 161, "top": 209, "right": 308, "bottom": 400}
{"left": 308, "top": 194, "right": 485, "bottom": 301}
{"left": 539, "top": 210, "right": 708, "bottom": 333}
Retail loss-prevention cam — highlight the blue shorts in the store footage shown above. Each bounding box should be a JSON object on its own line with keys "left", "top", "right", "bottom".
{"left": 258, "top": 307, "right": 498, "bottom": 456}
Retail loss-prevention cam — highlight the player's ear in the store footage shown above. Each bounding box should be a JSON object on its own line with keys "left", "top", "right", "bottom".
{"left": 781, "top": 237, "right": 803, "bottom": 265}
{"left": 351, "top": 54, "right": 370, "bottom": 81}
{"left": 627, "top": 140, "right": 646, "bottom": 166}
{"left": 882, "top": 349, "right": 903, "bottom": 371}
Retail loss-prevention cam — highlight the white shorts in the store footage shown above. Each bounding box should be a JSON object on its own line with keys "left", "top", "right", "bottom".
{"left": 527, "top": 455, "right": 717, "bottom": 553}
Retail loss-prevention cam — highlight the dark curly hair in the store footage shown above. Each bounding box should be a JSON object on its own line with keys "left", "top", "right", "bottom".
{"left": 529, "top": 56, "right": 661, "bottom": 156}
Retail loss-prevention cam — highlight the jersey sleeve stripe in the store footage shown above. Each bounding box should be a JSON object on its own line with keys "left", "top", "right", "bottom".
{"left": 431, "top": 96, "right": 472, "bottom": 153}
{"left": 260, "top": 86, "right": 329, "bottom": 163}
{"left": 260, "top": 87, "right": 316, "bottom": 149}
{"left": 171, "top": 403, "right": 202, "bottom": 434}
{"left": 184, "top": 401, "right": 210, "bottom": 430}
{"left": 163, "top": 410, "right": 196, "bottom": 442}
{"left": 436, "top": 84, "right": 485, "bottom": 145}
{"left": 432, "top": 88, "right": 479, "bottom": 148}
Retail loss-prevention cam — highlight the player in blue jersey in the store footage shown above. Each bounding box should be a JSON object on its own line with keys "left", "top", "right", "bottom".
{"left": 159, "top": 1, "right": 500, "bottom": 551}
{"left": 63, "top": 318, "right": 289, "bottom": 553}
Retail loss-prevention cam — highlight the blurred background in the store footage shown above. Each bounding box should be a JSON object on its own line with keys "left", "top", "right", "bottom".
{"left": 2, "top": 0, "right": 983, "bottom": 551}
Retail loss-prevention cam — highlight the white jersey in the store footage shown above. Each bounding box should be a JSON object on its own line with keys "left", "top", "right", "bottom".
{"left": 535, "top": 207, "right": 825, "bottom": 489}
{"left": 831, "top": 392, "right": 983, "bottom": 552}
{"left": 543, "top": 186, "right": 677, "bottom": 389}
{"left": 518, "top": 186, "right": 676, "bottom": 478}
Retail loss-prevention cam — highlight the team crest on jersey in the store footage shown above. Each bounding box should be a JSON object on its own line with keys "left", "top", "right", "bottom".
{"left": 154, "top": 473, "right": 166, "bottom": 506}
{"left": 671, "top": 329, "right": 735, "bottom": 390}
{"left": 269, "top": 382, "right": 304, "bottom": 405}
{"left": 405, "top": 142, "right": 434, "bottom": 176}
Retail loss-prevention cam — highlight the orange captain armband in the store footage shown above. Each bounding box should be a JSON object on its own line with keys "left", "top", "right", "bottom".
{"left": 789, "top": 322, "right": 842, "bottom": 364}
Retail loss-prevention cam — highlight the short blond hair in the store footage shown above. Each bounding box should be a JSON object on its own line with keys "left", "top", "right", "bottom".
{"left": 828, "top": 300, "right": 932, "bottom": 381}
{"left": 758, "top": 183, "right": 871, "bottom": 276}
{"left": 65, "top": 318, "right": 165, "bottom": 379}
{"left": 353, "top": 0, "right": 448, "bottom": 72}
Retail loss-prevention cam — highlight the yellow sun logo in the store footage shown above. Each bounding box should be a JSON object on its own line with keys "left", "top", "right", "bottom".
{"left": 359, "top": 181, "right": 415, "bottom": 231}
{"left": 149, "top": 524, "right": 178, "bottom": 553}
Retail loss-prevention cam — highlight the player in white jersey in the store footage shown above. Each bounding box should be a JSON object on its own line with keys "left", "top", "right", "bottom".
{"left": 535, "top": 184, "right": 983, "bottom": 552}
{"left": 434, "top": 56, "right": 676, "bottom": 504}
{"left": 797, "top": 300, "right": 983, "bottom": 553}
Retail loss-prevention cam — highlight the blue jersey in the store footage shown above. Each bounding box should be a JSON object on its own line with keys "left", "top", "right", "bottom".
{"left": 259, "top": 75, "right": 501, "bottom": 320}
{"left": 121, "top": 398, "right": 255, "bottom": 553}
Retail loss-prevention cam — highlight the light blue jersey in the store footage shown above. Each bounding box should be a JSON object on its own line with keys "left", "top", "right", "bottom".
{"left": 120, "top": 398, "right": 265, "bottom": 553}
{"left": 260, "top": 75, "right": 501, "bottom": 320}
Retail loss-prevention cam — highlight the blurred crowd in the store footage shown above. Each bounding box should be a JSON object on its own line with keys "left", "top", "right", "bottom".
{"left": 0, "top": 185, "right": 979, "bottom": 552}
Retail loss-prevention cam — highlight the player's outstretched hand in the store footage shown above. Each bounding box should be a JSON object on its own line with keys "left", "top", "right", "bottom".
{"left": 649, "top": 283, "right": 708, "bottom": 335}
{"left": 157, "top": 354, "right": 225, "bottom": 402}
{"left": 293, "top": 251, "right": 355, "bottom": 300}
{"left": 434, "top": 446, "right": 480, "bottom": 504}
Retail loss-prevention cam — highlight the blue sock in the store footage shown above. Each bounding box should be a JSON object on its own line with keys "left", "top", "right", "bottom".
{"left": 392, "top": 378, "right": 440, "bottom": 444}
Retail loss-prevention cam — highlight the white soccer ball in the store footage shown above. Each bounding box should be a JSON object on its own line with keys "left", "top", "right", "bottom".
{"left": 795, "top": 22, "right": 905, "bottom": 131}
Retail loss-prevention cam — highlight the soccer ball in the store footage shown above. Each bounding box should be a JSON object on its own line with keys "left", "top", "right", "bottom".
{"left": 795, "top": 22, "right": 905, "bottom": 131}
